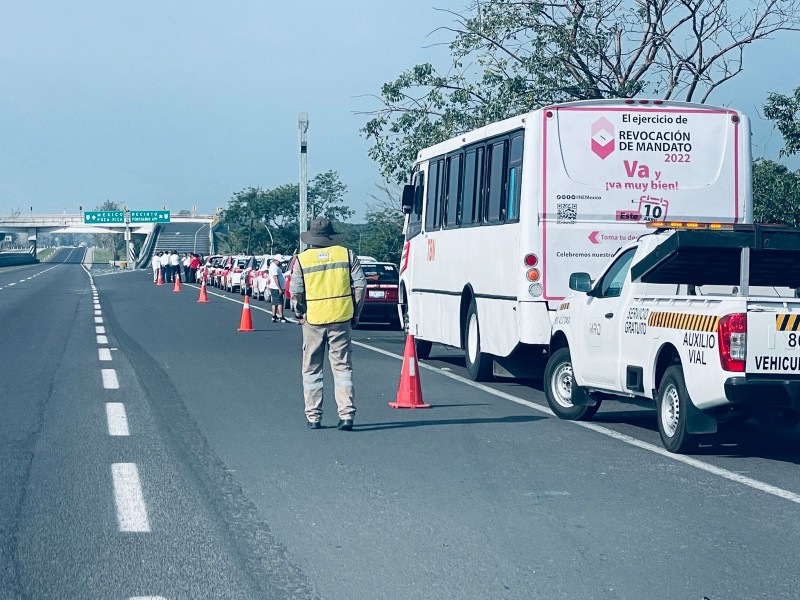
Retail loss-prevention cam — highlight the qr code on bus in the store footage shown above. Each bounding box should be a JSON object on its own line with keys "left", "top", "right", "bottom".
{"left": 557, "top": 203, "right": 577, "bottom": 224}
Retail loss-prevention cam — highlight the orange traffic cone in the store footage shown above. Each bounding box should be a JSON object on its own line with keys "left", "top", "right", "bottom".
{"left": 156, "top": 268, "right": 163, "bottom": 286}
{"left": 173, "top": 275, "right": 182, "bottom": 293}
{"left": 390, "top": 335, "right": 430, "bottom": 409}
{"left": 197, "top": 280, "right": 209, "bottom": 303}
{"left": 237, "top": 295, "right": 254, "bottom": 332}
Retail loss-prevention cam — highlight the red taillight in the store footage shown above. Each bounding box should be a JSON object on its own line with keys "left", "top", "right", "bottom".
{"left": 524, "top": 254, "right": 538, "bottom": 267}
{"left": 718, "top": 313, "right": 747, "bottom": 372}
{"left": 234, "top": 268, "right": 241, "bottom": 273}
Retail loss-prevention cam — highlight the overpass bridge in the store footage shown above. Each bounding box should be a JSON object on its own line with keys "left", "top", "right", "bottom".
{"left": 0, "top": 213, "right": 218, "bottom": 266}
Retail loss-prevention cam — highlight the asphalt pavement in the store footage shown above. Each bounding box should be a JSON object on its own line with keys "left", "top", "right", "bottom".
{"left": 2, "top": 254, "right": 800, "bottom": 599}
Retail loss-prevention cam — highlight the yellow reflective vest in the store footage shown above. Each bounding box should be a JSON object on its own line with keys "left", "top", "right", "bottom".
{"left": 297, "top": 246, "right": 354, "bottom": 325}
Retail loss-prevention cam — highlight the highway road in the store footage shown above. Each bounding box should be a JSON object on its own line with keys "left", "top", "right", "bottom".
{"left": 2, "top": 249, "right": 800, "bottom": 599}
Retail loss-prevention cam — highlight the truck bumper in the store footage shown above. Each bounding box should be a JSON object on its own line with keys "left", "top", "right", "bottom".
{"left": 724, "top": 377, "right": 800, "bottom": 411}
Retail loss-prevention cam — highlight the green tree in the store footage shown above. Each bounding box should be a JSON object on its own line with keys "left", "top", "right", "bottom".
{"left": 752, "top": 159, "right": 800, "bottom": 226}
{"left": 359, "top": 207, "right": 405, "bottom": 265}
{"left": 764, "top": 86, "right": 800, "bottom": 157}
{"left": 363, "top": 0, "right": 800, "bottom": 183}
{"left": 220, "top": 171, "right": 354, "bottom": 255}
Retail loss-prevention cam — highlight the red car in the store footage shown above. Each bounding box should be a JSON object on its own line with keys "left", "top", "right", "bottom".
{"left": 358, "top": 261, "right": 401, "bottom": 328}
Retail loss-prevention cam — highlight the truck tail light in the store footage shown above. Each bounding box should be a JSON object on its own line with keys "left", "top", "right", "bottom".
{"left": 524, "top": 253, "right": 538, "bottom": 267}
{"left": 526, "top": 268, "right": 540, "bottom": 282}
{"left": 718, "top": 313, "right": 747, "bottom": 372}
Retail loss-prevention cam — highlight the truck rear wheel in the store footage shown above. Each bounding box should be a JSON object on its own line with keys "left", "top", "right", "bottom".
{"left": 657, "top": 365, "right": 699, "bottom": 453}
{"left": 465, "top": 299, "right": 492, "bottom": 381}
{"left": 544, "top": 347, "right": 600, "bottom": 420}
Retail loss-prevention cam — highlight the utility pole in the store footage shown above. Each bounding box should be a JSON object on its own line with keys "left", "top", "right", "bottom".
{"left": 298, "top": 112, "right": 309, "bottom": 252}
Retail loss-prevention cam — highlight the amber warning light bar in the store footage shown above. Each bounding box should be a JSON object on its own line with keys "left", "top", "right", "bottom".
{"left": 646, "top": 221, "right": 735, "bottom": 230}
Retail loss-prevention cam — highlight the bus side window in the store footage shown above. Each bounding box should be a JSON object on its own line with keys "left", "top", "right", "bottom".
{"left": 506, "top": 135, "right": 523, "bottom": 222}
{"left": 444, "top": 153, "right": 462, "bottom": 228}
{"left": 406, "top": 170, "right": 424, "bottom": 240}
{"left": 424, "top": 160, "right": 441, "bottom": 232}
{"left": 485, "top": 140, "right": 507, "bottom": 224}
{"left": 462, "top": 149, "right": 477, "bottom": 225}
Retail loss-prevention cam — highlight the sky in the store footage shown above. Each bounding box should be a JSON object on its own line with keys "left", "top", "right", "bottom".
{"left": 1, "top": 1, "right": 799, "bottom": 221}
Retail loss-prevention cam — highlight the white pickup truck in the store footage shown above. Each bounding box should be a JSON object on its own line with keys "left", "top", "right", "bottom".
{"left": 545, "top": 222, "right": 800, "bottom": 453}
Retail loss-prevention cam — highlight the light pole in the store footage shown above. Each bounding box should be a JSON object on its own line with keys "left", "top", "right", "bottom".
{"left": 261, "top": 220, "right": 274, "bottom": 255}
{"left": 298, "top": 112, "right": 309, "bottom": 252}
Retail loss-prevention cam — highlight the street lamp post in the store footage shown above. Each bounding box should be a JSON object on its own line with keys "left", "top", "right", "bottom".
{"left": 262, "top": 220, "right": 274, "bottom": 255}
{"left": 298, "top": 112, "right": 309, "bottom": 253}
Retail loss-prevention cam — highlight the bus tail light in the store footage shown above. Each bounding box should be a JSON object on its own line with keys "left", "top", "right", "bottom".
{"left": 524, "top": 254, "right": 538, "bottom": 267}
{"left": 718, "top": 313, "right": 747, "bottom": 372}
{"left": 526, "top": 268, "right": 540, "bottom": 282}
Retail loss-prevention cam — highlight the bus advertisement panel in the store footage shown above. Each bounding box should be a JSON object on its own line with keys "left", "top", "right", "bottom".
{"left": 542, "top": 105, "right": 749, "bottom": 300}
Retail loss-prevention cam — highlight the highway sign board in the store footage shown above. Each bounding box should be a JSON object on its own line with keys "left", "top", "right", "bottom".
{"left": 130, "top": 210, "right": 170, "bottom": 223}
{"left": 84, "top": 211, "right": 124, "bottom": 224}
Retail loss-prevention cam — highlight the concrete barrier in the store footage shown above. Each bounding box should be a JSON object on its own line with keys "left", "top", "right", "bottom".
{"left": 0, "top": 253, "right": 38, "bottom": 268}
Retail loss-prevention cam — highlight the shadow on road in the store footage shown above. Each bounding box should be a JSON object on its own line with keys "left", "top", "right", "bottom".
{"left": 355, "top": 414, "right": 543, "bottom": 431}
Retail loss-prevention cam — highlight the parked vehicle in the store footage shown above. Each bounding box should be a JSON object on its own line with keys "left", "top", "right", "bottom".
{"left": 221, "top": 255, "right": 250, "bottom": 292}
{"left": 545, "top": 221, "right": 800, "bottom": 453}
{"left": 358, "top": 261, "right": 401, "bottom": 328}
{"left": 208, "top": 255, "right": 229, "bottom": 288}
{"left": 197, "top": 254, "right": 222, "bottom": 284}
{"left": 249, "top": 255, "right": 273, "bottom": 300}
{"left": 399, "top": 99, "right": 753, "bottom": 380}
{"left": 241, "top": 255, "right": 267, "bottom": 297}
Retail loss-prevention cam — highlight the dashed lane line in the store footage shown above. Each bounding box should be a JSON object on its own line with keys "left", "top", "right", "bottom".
{"left": 96, "top": 326, "right": 106, "bottom": 334}
{"left": 106, "top": 403, "right": 130, "bottom": 436}
{"left": 99, "top": 348, "right": 112, "bottom": 361}
{"left": 101, "top": 368, "right": 119, "bottom": 389}
{"left": 95, "top": 317, "right": 103, "bottom": 324}
{"left": 351, "top": 340, "right": 800, "bottom": 507}
{"left": 111, "top": 463, "right": 150, "bottom": 532}
{"left": 97, "top": 335, "right": 109, "bottom": 345}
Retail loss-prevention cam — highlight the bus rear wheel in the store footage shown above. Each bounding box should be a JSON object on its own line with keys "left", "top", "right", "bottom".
{"left": 465, "top": 299, "right": 492, "bottom": 381}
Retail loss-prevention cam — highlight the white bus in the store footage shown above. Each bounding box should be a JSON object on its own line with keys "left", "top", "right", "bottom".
{"left": 398, "top": 99, "right": 752, "bottom": 380}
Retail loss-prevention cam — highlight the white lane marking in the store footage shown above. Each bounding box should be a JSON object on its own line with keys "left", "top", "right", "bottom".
{"left": 8, "top": 283, "right": 14, "bottom": 286}
{"left": 98, "top": 348, "right": 112, "bottom": 361}
{"left": 101, "top": 368, "right": 119, "bottom": 389}
{"left": 97, "top": 335, "right": 109, "bottom": 345}
{"left": 94, "top": 310, "right": 102, "bottom": 316}
{"left": 111, "top": 463, "right": 150, "bottom": 532}
{"left": 106, "top": 403, "right": 130, "bottom": 436}
{"left": 96, "top": 326, "right": 105, "bottom": 334}
{"left": 18, "top": 280, "right": 25, "bottom": 283}
{"left": 352, "top": 340, "right": 800, "bottom": 506}
{"left": 95, "top": 317, "right": 103, "bottom": 324}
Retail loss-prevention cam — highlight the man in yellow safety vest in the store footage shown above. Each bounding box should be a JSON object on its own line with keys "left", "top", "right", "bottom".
{"left": 290, "top": 217, "right": 366, "bottom": 430}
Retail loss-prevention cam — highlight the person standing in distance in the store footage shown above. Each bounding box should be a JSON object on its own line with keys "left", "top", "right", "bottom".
{"left": 290, "top": 217, "right": 366, "bottom": 431}
{"left": 268, "top": 255, "right": 287, "bottom": 323}
{"left": 151, "top": 251, "right": 161, "bottom": 283}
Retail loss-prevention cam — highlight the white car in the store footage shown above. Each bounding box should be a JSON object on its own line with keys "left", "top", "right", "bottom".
{"left": 222, "top": 255, "right": 250, "bottom": 292}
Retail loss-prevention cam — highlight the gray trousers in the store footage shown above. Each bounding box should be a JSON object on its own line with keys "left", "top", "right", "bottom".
{"left": 301, "top": 321, "right": 356, "bottom": 422}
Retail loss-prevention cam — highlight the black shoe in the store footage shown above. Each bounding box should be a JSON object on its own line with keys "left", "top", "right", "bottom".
{"left": 279, "top": 317, "right": 287, "bottom": 323}
{"left": 272, "top": 317, "right": 278, "bottom": 323}
{"left": 337, "top": 419, "right": 353, "bottom": 431}
{"left": 307, "top": 420, "right": 321, "bottom": 430}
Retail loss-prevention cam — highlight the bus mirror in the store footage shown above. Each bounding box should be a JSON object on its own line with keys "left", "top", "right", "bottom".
{"left": 401, "top": 185, "right": 414, "bottom": 214}
{"left": 569, "top": 272, "right": 592, "bottom": 293}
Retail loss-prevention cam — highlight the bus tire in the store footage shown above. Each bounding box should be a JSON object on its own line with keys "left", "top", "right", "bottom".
{"left": 415, "top": 338, "right": 432, "bottom": 360}
{"left": 657, "top": 365, "right": 699, "bottom": 454}
{"left": 464, "top": 299, "right": 492, "bottom": 381}
{"left": 544, "top": 347, "right": 600, "bottom": 421}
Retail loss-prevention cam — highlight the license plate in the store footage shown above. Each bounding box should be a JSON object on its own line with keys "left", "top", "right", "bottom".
{"left": 368, "top": 290, "right": 385, "bottom": 299}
